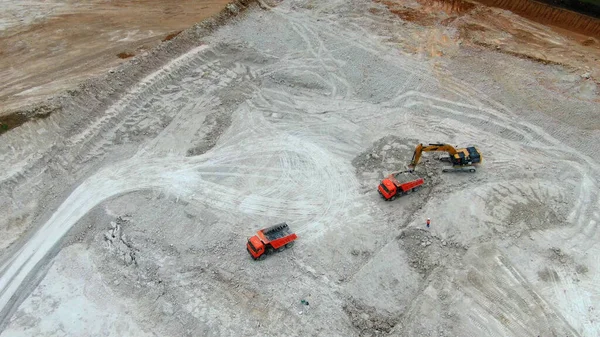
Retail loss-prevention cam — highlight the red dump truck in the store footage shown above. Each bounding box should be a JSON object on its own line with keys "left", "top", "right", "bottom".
{"left": 246, "top": 223, "right": 297, "bottom": 260}
{"left": 378, "top": 171, "right": 424, "bottom": 201}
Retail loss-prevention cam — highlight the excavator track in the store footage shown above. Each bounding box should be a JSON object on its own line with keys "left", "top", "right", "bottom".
{"left": 442, "top": 166, "right": 476, "bottom": 173}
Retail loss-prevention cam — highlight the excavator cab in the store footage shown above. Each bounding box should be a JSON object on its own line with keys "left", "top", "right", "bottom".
{"left": 451, "top": 146, "right": 481, "bottom": 166}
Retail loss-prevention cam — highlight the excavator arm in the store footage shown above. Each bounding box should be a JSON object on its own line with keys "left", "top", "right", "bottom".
{"left": 409, "top": 143, "right": 458, "bottom": 169}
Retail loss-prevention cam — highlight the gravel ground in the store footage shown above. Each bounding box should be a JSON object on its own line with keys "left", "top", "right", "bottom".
{"left": 1, "top": 0, "right": 599, "bottom": 336}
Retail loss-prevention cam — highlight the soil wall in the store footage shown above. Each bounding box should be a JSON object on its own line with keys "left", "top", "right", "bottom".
{"left": 536, "top": 0, "right": 600, "bottom": 19}
{"left": 0, "top": 0, "right": 259, "bottom": 136}
{"left": 476, "top": 0, "right": 600, "bottom": 37}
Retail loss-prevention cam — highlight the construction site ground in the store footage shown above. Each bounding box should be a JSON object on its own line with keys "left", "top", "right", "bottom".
{"left": 1, "top": 0, "right": 600, "bottom": 336}
{"left": 0, "top": 0, "right": 231, "bottom": 117}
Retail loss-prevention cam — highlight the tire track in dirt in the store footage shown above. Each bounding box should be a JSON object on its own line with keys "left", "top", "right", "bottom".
{"left": 0, "top": 68, "right": 359, "bottom": 323}
{"left": 286, "top": 3, "right": 600, "bottom": 334}
{"left": 0, "top": 27, "right": 362, "bottom": 320}
{"left": 2, "top": 1, "right": 600, "bottom": 334}
{"left": 265, "top": 6, "right": 598, "bottom": 334}
{"left": 0, "top": 133, "right": 354, "bottom": 319}
{"left": 447, "top": 246, "right": 580, "bottom": 336}
{"left": 0, "top": 45, "right": 209, "bottom": 185}
{"left": 280, "top": 6, "right": 581, "bottom": 335}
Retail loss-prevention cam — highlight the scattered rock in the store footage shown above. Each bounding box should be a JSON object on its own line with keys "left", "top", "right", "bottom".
{"left": 112, "top": 225, "right": 121, "bottom": 239}
{"left": 351, "top": 136, "right": 422, "bottom": 174}
{"left": 226, "top": 4, "right": 239, "bottom": 14}
{"left": 104, "top": 232, "right": 113, "bottom": 242}
{"left": 538, "top": 267, "right": 560, "bottom": 282}
{"left": 124, "top": 253, "right": 133, "bottom": 265}
{"left": 343, "top": 300, "right": 397, "bottom": 336}
{"left": 550, "top": 247, "right": 563, "bottom": 257}
{"left": 581, "top": 37, "right": 596, "bottom": 46}
{"left": 575, "top": 264, "right": 589, "bottom": 274}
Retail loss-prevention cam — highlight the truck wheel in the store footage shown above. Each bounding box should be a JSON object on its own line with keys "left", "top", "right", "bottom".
{"left": 258, "top": 254, "right": 266, "bottom": 261}
{"left": 266, "top": 247, "right": 274, "bottom": 255}
{"left": 390, "top": 196, "right": 396, "bottom": 201}
{"left": 286, "top": 242, "right": 295, "bottom": 249}
{"left": 469, "top": 168, "right": 476, "bottom": 173}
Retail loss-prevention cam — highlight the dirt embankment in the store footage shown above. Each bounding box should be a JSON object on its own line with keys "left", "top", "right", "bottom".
{"left": 421, "top": 0, "right": 477, "bottom": 13}
{"left": 0, "top": 0, "right": 260, "bottom": 326}
{"left": 376, "top": 0, "right": 600, "bottom": 99}
{"left": 0, "top": 0, "right": 237, "bottom": 135}
{"left": 476, "top": 0, "right": 600, "bottom": 37}
{"left": 413, "top": 0, "right": 600, "bottom": 38}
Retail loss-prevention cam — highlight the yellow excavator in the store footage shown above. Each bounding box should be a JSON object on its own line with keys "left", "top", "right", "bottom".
{"left": 408, "top": 143, "right": 482, "bottom": 173}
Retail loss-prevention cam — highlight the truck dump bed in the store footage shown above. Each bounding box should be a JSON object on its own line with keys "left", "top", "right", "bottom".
{"left": 262, "top": 222, "right": 292, "bottom": 242}
{"left": 389, "top": 171, "right": 421, "bottom": 184}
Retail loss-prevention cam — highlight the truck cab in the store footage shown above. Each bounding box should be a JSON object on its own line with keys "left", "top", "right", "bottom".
{"left": 246, "top": 236, "right": 265, "bottom": 259}
{"left": 378, "top": 178, "right": 398, "bottom": 200}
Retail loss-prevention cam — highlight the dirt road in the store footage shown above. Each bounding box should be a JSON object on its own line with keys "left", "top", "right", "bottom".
{"left": 1, "top": 0, "right": 599, "bottom": 336}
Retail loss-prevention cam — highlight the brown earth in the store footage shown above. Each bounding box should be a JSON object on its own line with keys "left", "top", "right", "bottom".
{"left": 375, "top": 0, "right": 600, "bottom": 102}
{"left": 0, "top": 0, "right": 231, "bottom": 119}
{"left": 2, "top": 0, "right": 599, "bottom": 135}
{"left": 478, "top": 0, "right": 600, "bottom": 37}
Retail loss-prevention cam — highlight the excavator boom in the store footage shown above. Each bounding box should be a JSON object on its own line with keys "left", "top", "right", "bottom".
{"left": 409, "top": 143, "right": 458, "bottom": 168}
{"left": 408, "top": 142, "right": 481, "bottom": 172}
